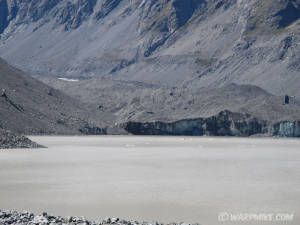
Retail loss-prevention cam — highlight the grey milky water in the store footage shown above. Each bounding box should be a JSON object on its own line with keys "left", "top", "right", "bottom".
{"left": 0, "top": 136, "right": 299, "bottom": 225}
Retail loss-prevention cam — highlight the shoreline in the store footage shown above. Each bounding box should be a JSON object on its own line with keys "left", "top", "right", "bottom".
{"left": 0, "top": 210, "right": 200, "bottom": 225}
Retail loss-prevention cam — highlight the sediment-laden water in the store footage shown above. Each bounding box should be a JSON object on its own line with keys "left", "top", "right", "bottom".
{"left": 0, "top": 136, "right": 299, "bottom": 225}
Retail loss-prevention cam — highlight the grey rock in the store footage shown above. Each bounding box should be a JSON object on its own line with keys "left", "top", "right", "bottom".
{"left": 0, "top": 210, "right": 200, "bottom": 225}
{"left": 32, "top": 215, "right": 49, "bottom": 225}
{"left": 0, "top": 57, "right": 108, "bottom": 135}
{"left": 0, "top": 0, "right": 299, "bottom": 98}
{"left": 110, "top": 218, "right": 119, "bottom": 223}
{"left": 40, "top": 78, "right": 300, "bottom": 129}
{"left": 0, "top": 128, "right": 45, "bottom": 149}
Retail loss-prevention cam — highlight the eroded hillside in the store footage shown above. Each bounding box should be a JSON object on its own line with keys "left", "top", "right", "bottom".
{"left": 0, "top": 0, "right": 299, "bottom": 96}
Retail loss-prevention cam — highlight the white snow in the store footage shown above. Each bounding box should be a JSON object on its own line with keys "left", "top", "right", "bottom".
{"left": 58, "top": 77, "right": 79, "bottom": 82}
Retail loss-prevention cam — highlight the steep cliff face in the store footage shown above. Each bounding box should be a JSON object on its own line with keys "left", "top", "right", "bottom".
{"left": 244, "top": 0, "right": 300, "bottom": 37}
{"left": 123, "top": 110, "right": 300, "bottom": 137}
{"left": 271, "top": 121, "right": 300, "bottom": 137}
{"left": 0, "top": 0, "right": 206, "bottom": 35}
{"left": 0, "top": 0, "right": 9, "bottom": 34}
{"left": 95, "top": 0, "right": 122, "bottom": 20}
{"left": 123, "top": 110, "right": 265, "bottom": 136}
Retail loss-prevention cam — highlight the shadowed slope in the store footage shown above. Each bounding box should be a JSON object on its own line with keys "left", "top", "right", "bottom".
{"left": 0, "top": 58, "right": 106, "bottom": 134}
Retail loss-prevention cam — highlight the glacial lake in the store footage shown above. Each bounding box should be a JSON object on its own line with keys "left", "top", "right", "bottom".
{"left": 0, "top": 136, "right": 299, "bottom": 225}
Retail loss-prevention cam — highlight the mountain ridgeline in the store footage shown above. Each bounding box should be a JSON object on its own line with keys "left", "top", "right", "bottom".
{"left": 0, "top": 0, "right": 300, "bottom": 138}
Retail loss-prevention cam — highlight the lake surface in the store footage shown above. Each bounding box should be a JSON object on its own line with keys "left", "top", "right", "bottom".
{"left": 0, "top": 136, "right": 299, "bottom": 225}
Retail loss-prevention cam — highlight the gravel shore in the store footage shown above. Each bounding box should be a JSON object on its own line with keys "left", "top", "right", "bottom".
{"left": 0, "top": 210, "right": 201, "bottom": 225}
{"left": 0, "top": 129, "right": 44, "bottom": 149}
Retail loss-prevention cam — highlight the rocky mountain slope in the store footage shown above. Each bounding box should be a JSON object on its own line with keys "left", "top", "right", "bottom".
{"left": 40, "top": 76, "right": 300, "bottom": 123}
{"left": 0, "top": 0, "right": 299, "bottom": 137}
{"left": 0, "top": 128, "right": 44, "bottom": 149}
{"left": 0, "top": 0, "right": 299, "bottom": 96}
{"left": 0, "top": 58, "right": 106, "bottom": 135}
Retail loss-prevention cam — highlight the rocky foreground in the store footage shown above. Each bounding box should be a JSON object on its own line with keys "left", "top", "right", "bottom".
{"left": 0, "top": 129, "right": 44, "bottom": 149}
{"left": 0, "top": 210, "right": 199, "bottom": 225}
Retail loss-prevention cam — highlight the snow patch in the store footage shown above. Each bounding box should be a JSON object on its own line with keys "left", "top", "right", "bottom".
{"left": 58, "top": 78, "right": 79, "bottom": 82}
